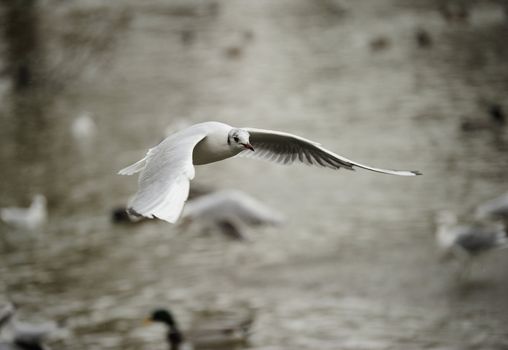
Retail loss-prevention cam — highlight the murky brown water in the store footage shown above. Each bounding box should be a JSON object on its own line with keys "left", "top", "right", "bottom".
{"left": 1, "top": 0, "right": 508, "bottom": 349}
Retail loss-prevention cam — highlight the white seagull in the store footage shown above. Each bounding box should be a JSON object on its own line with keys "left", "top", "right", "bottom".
{"left": 70, "top": 112, "right": 97, "bottom": 153}
{"left": 0, "top": 195, "right": 47, "bottom": 230}
{"left": 71, "top": 112, "right": 96, "bottom": 141}
{"left": 435, "top": 211, "right": 508, "bottom": 278}
{"left": 119, "top": 121, "right": 421, "bottom": 223}
{"left": 0, "top": 304, "right": 58, "bottom": 350}
{"left": 181, "top": 190, "right": 284, "bottom": 240}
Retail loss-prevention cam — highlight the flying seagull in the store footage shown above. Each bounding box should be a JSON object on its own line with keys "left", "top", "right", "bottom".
{"left": 0, "top": 194, "right": 47, "bottom": 230}
{"left": 180, "top": 190, "right": 284, "bottom": 240}
{"left": 435, "top": 211, "right": 508, "bottom": 279}
{"left": 119, "top": 121, "right": 421, "bottom": 223}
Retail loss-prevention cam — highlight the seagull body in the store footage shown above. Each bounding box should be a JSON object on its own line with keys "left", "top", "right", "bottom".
{"left": 71, "top": 112, "right": 96, "bottom": 144}
{"left": 7, "top": 320, "right": 57, "bottom": 347}
{"left": 0, "top": 195, "right": 47, "bottom": 230}
{"left": 183, "top": 190, "right": 283, "bottom": 225}
{"left": 436, "top": 211, "right": 508, "bottom": 256}
{"left": 119, "top": 121, "right": 420, "bottom": 223}
{"left": 181, "top": 190, "right": 284, "bottom": 240}
{"left": 435, "top": 211, "right": 508, "bottom": 278}
{"left": 0, "top": 305, "right": 56, "bottom": 350}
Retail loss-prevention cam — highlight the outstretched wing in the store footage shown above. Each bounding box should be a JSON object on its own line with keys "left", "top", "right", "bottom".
{"left": 122, "top": 130, "right": 208, "bottom": 223}
{"left": 238, "top": 128, "right": 421, "bottom": 176}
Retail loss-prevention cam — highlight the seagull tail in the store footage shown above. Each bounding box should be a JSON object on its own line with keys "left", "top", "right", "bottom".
{"left": 118, "top": 157, "right": 147, "bottom": 175}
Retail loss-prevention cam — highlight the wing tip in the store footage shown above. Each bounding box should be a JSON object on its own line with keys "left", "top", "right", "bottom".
{"left": 127, "top": 207, "right": 143, "bottom": 218}
{"left": 389, "top": 169, "right": 422, "bottom": 176}
{"left": 117, "top": 158, "right": 147, "bottom": 176}
{"left": 118, "top": 168, "right": 134, "bottom": 176}
{"left": 395, "top": 170, "right": 422, "bottom": 176}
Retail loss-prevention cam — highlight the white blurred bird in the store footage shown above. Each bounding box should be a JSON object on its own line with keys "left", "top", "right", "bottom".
{"left": 0, "top": 195, "right": 47, "bottom": 230}
{"left": 180, "top": 190, "right": 284, "bottom": 240}
{"left": 119, "top": 121, "right": 421, "bottom": 223}
{"left": 70, "top": 112, "right": 96, "bottom": 148}
{"left": 435, "top": 211, "right": 508, "bottom": 278}
{"left": 0, "top": 304, "right": 57, "bottom": 350}
{"left": 475, "top": 192, "right": 508, "bottom": 220}
{"left": 2, "top": 321, "right": 56, "bottom": 350}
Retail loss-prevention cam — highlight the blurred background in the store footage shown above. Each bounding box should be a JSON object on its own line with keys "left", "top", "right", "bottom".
{"left": 1, "top": 0, "right": 508, "bottom": 349}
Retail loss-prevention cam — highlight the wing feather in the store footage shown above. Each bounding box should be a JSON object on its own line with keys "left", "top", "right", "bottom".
{"left": 239, "top": 128, "right": 421, "bottom": 176}
{"left": 122, "top": 129, "right": 208, "bottom": 223}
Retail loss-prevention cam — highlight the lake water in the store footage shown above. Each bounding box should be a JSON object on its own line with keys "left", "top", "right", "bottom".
{"left": 1, "top": 0, "right": 508, "bottom": 349}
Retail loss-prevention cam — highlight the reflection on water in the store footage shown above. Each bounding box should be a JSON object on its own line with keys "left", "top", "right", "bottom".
{"left": 1, "top": 0, "right": 508, "bottom": 349}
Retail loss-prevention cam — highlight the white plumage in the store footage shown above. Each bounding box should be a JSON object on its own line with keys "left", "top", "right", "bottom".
{"left": 71, "top": 112, "right": 96, "bottom": 145}
{"left": 435, "top": 211, "right": 508, "bottom": 278}
{"left": 0, "top": 195, "right": 47, "bottom": 230}
{"left": 0, "top": 304, "right": 57, "bottom": 350}
{"left": 119, "top": 121, "right": 421, "bottom": 223}
{"left": 183, "top": 190, "right": 283, "bottom": 225}
{"left": 181, "top": 190, "right": 284, "bottom": 239}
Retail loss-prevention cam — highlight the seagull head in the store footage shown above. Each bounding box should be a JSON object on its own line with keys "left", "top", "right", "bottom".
{"left": 228, "top": 128, "right": 254, "bottom": 151}
{"left": 32, "top": 194, "right": 46, "bottom": 207}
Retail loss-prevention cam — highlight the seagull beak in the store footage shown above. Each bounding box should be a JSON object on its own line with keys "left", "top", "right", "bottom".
{"left": 143, "top": 318, "right": 152, "bottom": 325}
{"left": 242, "top": 143, "right": 255, "bottom": 151}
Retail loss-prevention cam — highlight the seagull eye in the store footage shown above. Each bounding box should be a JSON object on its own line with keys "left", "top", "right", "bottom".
{"left": 233, "top": 136, "right": 239, "bottom": 142}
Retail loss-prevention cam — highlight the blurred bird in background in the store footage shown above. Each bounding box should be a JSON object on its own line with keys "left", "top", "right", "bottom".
{"left": 0, "top": 195, "right": 47, "bottom": 231}
{"left": 0, "top": 303, "right": 59, "bottom": 350}
{"left": 70, "top": 112, "right": 97, "bottom": 152}
{"left": 145, "top": 307, "right": 254, "bottom": 350}
{"left": 180, "top": 190, "right": 284, "bottom": 241}
{"left": 434, "top": 211, "right": 508, "bottom": 280}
